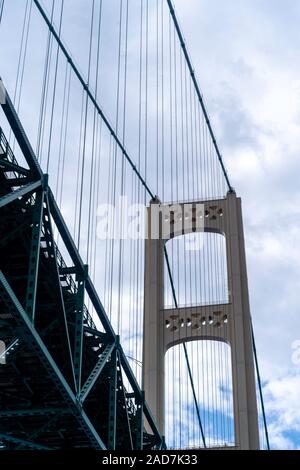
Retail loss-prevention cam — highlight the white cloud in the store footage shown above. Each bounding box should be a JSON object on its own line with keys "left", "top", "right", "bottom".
{"left": 263, "top": 373, "right": 300, "bottom": 449}
{"left": 173, "top": 0, "right": 300, "bottom": 449}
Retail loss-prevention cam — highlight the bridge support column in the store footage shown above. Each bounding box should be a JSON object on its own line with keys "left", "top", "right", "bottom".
{"left": 142, "top": 192, "right": 259, "bottom": 449}
{"left": 226, "top": 192, "right": 260, "bottom": 449}
{"left": 143, "top": 201, "right": 165, "bottom": 433}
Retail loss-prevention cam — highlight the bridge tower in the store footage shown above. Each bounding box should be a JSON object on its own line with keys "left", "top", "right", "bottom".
{"left": 143, "top": 191, "right": 259, "bottom": 449}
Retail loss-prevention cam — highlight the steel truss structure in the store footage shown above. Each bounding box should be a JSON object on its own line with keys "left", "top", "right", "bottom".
{"left": 0, "top": 86, "right": 163, "bottom": 450}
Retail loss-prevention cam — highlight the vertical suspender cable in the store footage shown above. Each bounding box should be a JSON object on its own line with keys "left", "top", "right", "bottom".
{"left": 55, "top": 59, "right": 68, "bottom": 200}
{"left": 134, "top": 0, "right": 143, "bottom": 376}
{"left": 74, "top": 89, "right": 85, "bottom": 239}
{"left": 91, "top": 0, "right": 103, "bottom": 284}
{"left": 12, "top": 0, "right": 29, "bottom": 108}
{"left": 33, "top": 0, "right": 155, "bottom": 198}
{"left": 164, "top": 250, "right": 206, "bottom": 448}
{"left": 77, "top": 0, "right": 95, "bottom": 249}
{"left": 117, "top": 0, "right": 129, "bottom": 337}
{"left": 8, "top": 0, "right": 32, "bottom": 150}
{"left": 36, "top": 0, "right": 55, "bottom": 160}
{"left": 87, "top": 0, "right": 103, "bottom": 265}
{"left": 15, "top": 0, "right": 33, "bottom": 115}
{"left": 144, "top": 0, "right": 149, "bottom": 196}
{"left": 58, "top": 65, "right": 71, "bottom": 211}
{"left": 110, "top": 0, "right": 123, "bottom": 331}
{"left": 166, "top": 0, "right": 232, "bottom": 193}
{"left": 46, "top": 0, "right": 64, "bottom": 173}
{"left": 161, "top": 0, "right": 165, "bottom": 202}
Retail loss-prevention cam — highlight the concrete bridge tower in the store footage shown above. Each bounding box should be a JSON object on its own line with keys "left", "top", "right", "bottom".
{"left": 143, "top": 191, "right": 259, "bottom": 450}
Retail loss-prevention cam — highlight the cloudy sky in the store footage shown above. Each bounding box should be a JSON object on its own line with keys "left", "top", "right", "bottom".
{"left": 172, "top": 0, "right": 300, "bottom": 449}
{"left": 1, "top": 0, "right": 300, "bottom": 450}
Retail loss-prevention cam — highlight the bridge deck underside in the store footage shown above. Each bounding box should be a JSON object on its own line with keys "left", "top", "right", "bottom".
{"left": 0, "top": 129, "right": 160, "bottom": 450}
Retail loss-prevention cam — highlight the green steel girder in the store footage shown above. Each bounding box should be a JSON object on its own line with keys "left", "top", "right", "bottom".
{"left": 5, "top": 176, "right": 32, "bottom": 187}
{"left": 119, "top": 343, "right": 162, "bottom": 444}
{"left": 48, "top": 189, "right": 116, "bottom": 341}
{"left": 25, "top": 188, "right": 44, "bottom": 322}
{"left": 9, "top": 359, "right": 33, "bottom": 396}
{"left": 42, "top": 192, "right": 76, "bottom": 392}
{"left": 59, "top": 266, "right": 79, "bottom": 276}
{"left": 0, "top": 216, "right": 32, "bottom": 248}
{"left": 158, "top": 436, "right": 167, "bottom": 450}
{"left": 16, "top": 414, "right": 61, "bottom": 449}
{"left": 133, "top": 391, "right": 144, "bottom": 451}
{"left": 73, "top": 267, "right": 87, "bottom": 395}
{"left": 116, "top": 350, "right": 134, "bottom": 450}
{"left": 81, "top": 326, "right": 109, "bottom": 343}
{"left": 0, "top": 180, "right": 41, "bottom": 209}
{"left": 40, "top": 318, "right": 59, "bottom": 337}
{"left": 0, "top": 93, "right": 43, "bottom": 180}
{"left": 0, "top": 157, "right": 30, "bottom": 175}
{"left": 0, "top": 271, "right": 107, "bottom": 450}
{"left": 0, "top": 433, "right": 53, "bottom": 450}
{"left": 0, "top": 408, "right": 70, "bottom": 418}
{"left": 107, "top": 348, "right": 118, "bottom": 450}
{"left": 80, "top": 341, "right": 116, "bottom": 404}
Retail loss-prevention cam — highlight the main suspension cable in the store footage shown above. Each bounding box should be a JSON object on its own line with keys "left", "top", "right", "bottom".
{"left": 0, "top": 0, "right": 4, "bottom": 25}
{"left": 251, "top": 321, "right": 270, "bottom": 450}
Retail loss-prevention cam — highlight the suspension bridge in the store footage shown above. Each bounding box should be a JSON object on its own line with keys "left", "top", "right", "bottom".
{"left": 0, "top": 0, "right": 269, "bottom": 451}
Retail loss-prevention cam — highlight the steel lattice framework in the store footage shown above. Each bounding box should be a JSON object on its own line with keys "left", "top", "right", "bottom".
{"left": 0, "top": 86, "right": 163, "bottom": 450}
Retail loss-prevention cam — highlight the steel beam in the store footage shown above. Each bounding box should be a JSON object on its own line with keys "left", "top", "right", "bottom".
{"left": 83, "top": 326, "right": 109, "bottom": 342}
{"left": 80, "top": 341, "right": 115, "bottom": 403}
{"left": 17, "top": 414, "right": 60, "bottom": 448}
{"left": 0, "top": 408, "right": 69, "bottom": 417}
{"left": 73, "top": 268, "right": 87, "bottom": 394}
{"left": 25, "top": 189, "right": 44, "bottom": 322}
{"left": 119, "top": 344, "right": 162, "bottom": 445}
{"left": 0, "top": 157, "right": 29, "bottom": 175}
{"left": 0, "top": 433, "right": 53, "bottom": 450}
{"left": 0, "top": 218, "right": 31, "bottom": 248}
{"left": 48, "top": 189, "right": 115, "bottom": 340}
{"left": 134, "top": 392, "right": 144, "bottom": 450}
{"left": 6, "top": 176, "right": 31, "bottom": 186}
{"left": 117, "top": 351, "right": 134, "bottom": 450}
{"left": 43, "top": 193, "right": 77, "bottom": 392}
{"left": 0, "top": 180, "right": 41, "bottom": 208}
{"left": 0, "top": 88, "right": 42, "bottom": 179}
{"left": 107, "top": 348, "right": 118, "bottom": 450}
{"left": 0, "top": 271, "right": 107, "bottom": 450}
